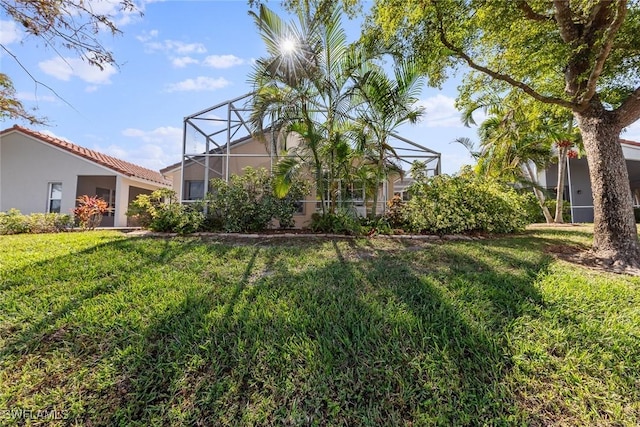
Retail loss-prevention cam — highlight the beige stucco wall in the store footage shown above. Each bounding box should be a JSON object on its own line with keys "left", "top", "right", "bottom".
{"left": 0, "top": 132, "right": 112, "bottom": 216}
{"left": 0, "top": 131, "right": 167, "bottom": 226}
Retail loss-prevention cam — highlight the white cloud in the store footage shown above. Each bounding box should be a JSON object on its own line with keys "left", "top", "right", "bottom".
{"left": 0, "top": 20, "right": 21, "bottom": 45}
{"left": 417, "top": 94, "right": 465, "bottom": 128}
{"left": 84, "top": 0, "right": 145, "bottom": 27}
{"left": 38, "top": 57, "right": 117, "bottom": 84}
{"left": 113, "top": 126, "right": 184, "bottom": 170}
{"left": 38, "top": 129, "right": 72, "bottom": 142}
{"left": 17, "top": 92, "right": 56, "bottom": 103}
{"left": 442, "top": 151, "right": 476, "bottom": 175}
{"left": 172, "top": 56, "right": 199, "bottom": 68}
{"left": 165, "top": 76, "right": 230, "bottom": 92}
{"left": 203, "top": 114, "right": 226, "bottom": 127}
{"left": 623, "top": 120, "right": 640, "bottom": 142}
{"left": 202, "top": 54, "right": 245, "bottom": 69}
{"left": 145, "top": 39, "right": 207, "bottom": 55}
{"left": 136, "top": 29, "right": 159, "bottom": 42}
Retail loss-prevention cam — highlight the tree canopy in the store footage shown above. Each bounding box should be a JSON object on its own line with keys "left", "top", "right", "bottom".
{"left": 370, "top": 0, "right": 640, "bottom": 268}
{"left": 371, "top": 0, "right": 640, "bottom": 120}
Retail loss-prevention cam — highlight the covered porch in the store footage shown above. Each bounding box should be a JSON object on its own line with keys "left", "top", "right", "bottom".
{"left": 75, "top": 176, "right": 158, "bottom": 227}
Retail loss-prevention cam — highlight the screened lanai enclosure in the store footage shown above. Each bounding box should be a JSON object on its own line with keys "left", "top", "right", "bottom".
{"left": 162, "top": 93, "right": 441, "bottom": 227}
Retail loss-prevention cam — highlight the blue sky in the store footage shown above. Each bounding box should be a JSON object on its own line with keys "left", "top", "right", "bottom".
{"left": 2, "top": 0, "right": 639, "bottom": 174}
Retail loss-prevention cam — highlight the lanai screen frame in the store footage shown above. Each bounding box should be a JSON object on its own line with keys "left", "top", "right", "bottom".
{"left": 181, "top": 92, "right": 442, "bottom": 209}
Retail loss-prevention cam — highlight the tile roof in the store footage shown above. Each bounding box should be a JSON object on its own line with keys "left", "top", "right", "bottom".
{"left": 160, "top": 133, "right": 255, "bottom": 174}
{"left": 1, "top": 125, "right": 171, "bottom": 186}
{"left": 621, "top": 139, "right": 640, "bottom": 148}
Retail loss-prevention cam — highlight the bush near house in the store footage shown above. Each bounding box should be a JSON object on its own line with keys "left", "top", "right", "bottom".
{"left": 126, "top": 188, "right": 203, "bottom": 234}
{"left": 207, "top": 167, "right": 309, "bottom": 232}
{"left": 127, "top": 168, "right": 310, "bottom": 234}
{"left": 128, "top": 165, "right": 531, "bottom": 236}
{"left": 0, "top": 208, "right": 73, "bottom": 234}
{"left": 401, "top": 166, "right": 529, "bottom": 234}
{"left": 73, "top": 195, "right": 110, "bottom": 230}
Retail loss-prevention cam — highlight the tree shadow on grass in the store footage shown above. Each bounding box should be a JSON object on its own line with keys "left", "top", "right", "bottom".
{"left": 1, "top": 236, "right": 554, "bottom": 426}
{"left": 95, "top": 239, "right": 550, "bottom": 425}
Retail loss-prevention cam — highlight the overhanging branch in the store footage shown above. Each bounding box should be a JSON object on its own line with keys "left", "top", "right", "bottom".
{"left": 0, "top": 44, "right": 80, "bottom": 117}
{"left": 616, "top": 86, "right": 640, "bottom": 129}
{"left": 517, "top": 0, "right": 554, "bottom": 22}
{"left": 437, "top": 25, "right": 576, "bottom": 110}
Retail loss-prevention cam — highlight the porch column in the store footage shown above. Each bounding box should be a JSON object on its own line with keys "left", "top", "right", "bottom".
{"left": 114, "top": 176, "right": 128, "bottom": 227}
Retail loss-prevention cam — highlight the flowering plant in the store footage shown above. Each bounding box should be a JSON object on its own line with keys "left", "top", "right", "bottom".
{"left": 73, "top": 195, "right": 110, "bottom": 230}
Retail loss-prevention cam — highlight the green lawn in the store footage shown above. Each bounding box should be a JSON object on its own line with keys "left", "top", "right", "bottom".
{"left": 0, "top": 228, "right": 639, "bottom": 426}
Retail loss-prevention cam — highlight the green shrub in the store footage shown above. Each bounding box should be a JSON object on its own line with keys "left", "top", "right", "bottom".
{"left": 310, "top": 210, "right": 363, "bottom": 235}
{"left": 384, "top": 195, "right": 409, "bottom": 230}
{"left": 0, "top": 209, "right": 30, "bottom": 234}
{"left": 403, "top": 164, "right": 528, "bottom": 234}
{"left": 126, "top": 188, "right": 176, "bottom": 228}
{"left": 0, "top": 209, "right": 73, "bottom": 235}
{"left": 207, "top": 167, "right": 309, "bottom": 233}
{"left": 126, "top": 169, "right": 309, "bottom": 234}
{"left": 208, "top": 168, "right": 274, "bottom": 232}
{"left": 359, "top": 215, "right": 393, "bottom": 235}
{"left": 520, "top": 191, "right": 547, "bottom": 224}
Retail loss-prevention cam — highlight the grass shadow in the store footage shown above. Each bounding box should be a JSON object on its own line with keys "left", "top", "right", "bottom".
{"left": 2, "top": 232, "right": 636, "bottom": 426}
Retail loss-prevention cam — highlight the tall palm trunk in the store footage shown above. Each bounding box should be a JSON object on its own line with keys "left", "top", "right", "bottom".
{"left": 524, "top": 163, "right": 553, "bottom": 223}
{"left": 554, "top": 144, "right": 569, "bottom": 223}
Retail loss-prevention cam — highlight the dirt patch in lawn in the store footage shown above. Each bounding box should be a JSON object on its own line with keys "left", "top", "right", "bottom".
{"left": 545, "top": 243, "right": 640, "bottom": 276}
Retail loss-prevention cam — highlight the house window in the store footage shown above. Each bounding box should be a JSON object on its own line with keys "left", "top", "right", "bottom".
{"left": 345, "top": 182, "right": 365, "bottom": 206}
{"left": 48, "top": 183, "right": 62, "bottom": 213}
{"left": 96, "top": 187, "right": 115, "bottom": 217}
{"left": 294, "top": 200, "right": 304, "bottom": 215}
{"left": 186, "top": 180, "right": 204, "bottom": 200}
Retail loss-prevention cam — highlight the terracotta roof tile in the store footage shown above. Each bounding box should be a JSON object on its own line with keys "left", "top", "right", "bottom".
{"left": 621, "top": 138, "right": 640, "bottom": 148}
{"left": 1, "top": 125, "right": 171, "bottom": 186}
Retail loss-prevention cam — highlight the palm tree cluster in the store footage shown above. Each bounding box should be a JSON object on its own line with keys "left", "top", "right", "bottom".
{"left": 457, "top": 91, "right": 581, "bottom": 223}
{"left": 248, "top": 3, "right": 424, "bottom": 217}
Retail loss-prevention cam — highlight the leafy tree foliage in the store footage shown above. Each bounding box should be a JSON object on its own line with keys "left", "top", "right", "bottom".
{"left": 371, "top": 0, "right": 640, "bottom": 268}
{"left": 249, "top": 2, "right": 424, "bottom": 218}
{"left": 458, "top": 91, "right": 581, "bottom": 223}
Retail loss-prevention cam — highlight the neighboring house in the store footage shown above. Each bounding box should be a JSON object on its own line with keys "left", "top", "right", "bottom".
{"left": 540, "top": 138, "right": 640, "bottom": 223}
{"left": 0, "top": 125, "right": 171, "bottom": 227}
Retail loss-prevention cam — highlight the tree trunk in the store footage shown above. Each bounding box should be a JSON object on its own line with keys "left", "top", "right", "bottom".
{"left": 524, "top": 163, "right": 553, "bottom": 223}
{"left": 554, "top": 145, "right": 568, "bottom": 223}
{"left": 574, "top": 106, "right": 640, "bottom": 268}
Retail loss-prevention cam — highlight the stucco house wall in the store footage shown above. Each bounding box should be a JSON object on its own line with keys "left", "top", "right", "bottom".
{"left": 0, "top": 126, "right": 170, "bottom": 227}
{"left": 542, "top": 139, "right": 640, "bottom": 223}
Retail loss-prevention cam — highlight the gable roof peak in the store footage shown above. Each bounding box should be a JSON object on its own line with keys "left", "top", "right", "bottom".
{"left": 1, "top": 125, "right": 171, "bottom": 186}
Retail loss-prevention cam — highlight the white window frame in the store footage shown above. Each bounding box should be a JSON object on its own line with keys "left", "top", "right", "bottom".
{"left": 47, "top": 182, "right": 62, "bottom": 213}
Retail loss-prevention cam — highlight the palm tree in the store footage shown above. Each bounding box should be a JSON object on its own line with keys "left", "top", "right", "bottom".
{"left": 349, "top": 58, "right": 425, "bottom": 217}
{"left": 458, "top": 95, "right": 556, "bottom": 223}
{"left": 249, "top": 2, "right": 356, "bottom": 214}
